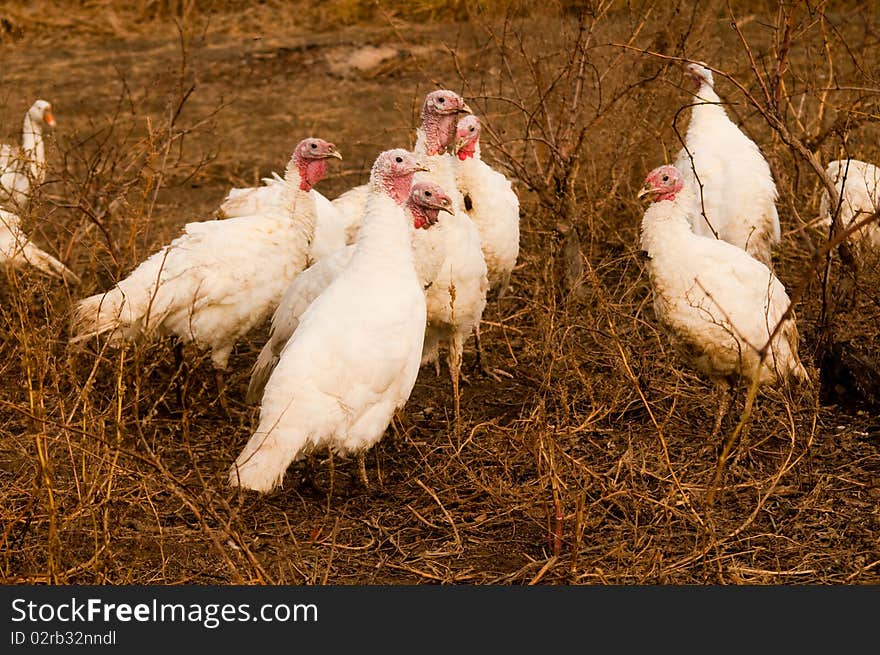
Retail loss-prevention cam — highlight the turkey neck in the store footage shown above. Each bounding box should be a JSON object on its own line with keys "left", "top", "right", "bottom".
{"left": 454, "top": 146, "right": 487, "bottom": 188}
{"left": 413, "top": 129, "right": 432, "bottom": 156}
{"left": 639, "top": 187, "right": 699, "bottom": 260}
{"left": 277, "top": 161, "right": 317, "bottom": 244}
{"left": 347, "top": 191, "right": 415, "bottom": 274}
{"left": 687, "top": 82, "right": 726, "bottom": 133}
{"left": 21, "top": 111, "right": 46, "bottom": 184}
{"left": 456, "top": 139, "right": 480, "bottom": 162}
{"left": 414, "top": 117, "right": 456, "bottom": 157}
{"left": 280, "top": 160, "right": 312, "bottom": 213}
{"left": 410, "top": 144, "right": 462, "bottom": 215}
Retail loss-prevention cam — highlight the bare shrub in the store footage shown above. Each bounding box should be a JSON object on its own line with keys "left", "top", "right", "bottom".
{"left": 0, "top": 1, "right": 877, "bottom": 585}
{"left": 449, "top": 0, "right": 880, "bottom": 577}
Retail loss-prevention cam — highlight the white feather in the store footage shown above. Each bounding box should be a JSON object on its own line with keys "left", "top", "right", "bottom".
{"left": 246, "top": 243, "right": 355, "bottom": 404}
{"left": 70, "top": 162, "right": 317, "bottom": 370}
{"left": 817, "top": 158, "right": 880, "bottom": 251}
{"left": 674, "top": 63, "right": 780, "bottom": 268}
{"left": 0, "top": 100, "right": 55, "bottom": 210}
{"left": 230, "top": 155, "right": 428, "bottom": 493}
{"left": 216, "top": 172, "right": 348, "bottom": 263}
{"left": 329, "top": 183, "right": 371, "bottom": 245}
{"left": 250, "top": 124, "right": 488, "bottom": 394}
{"left": 640, "top": 168, "right": 807, "bottom": 387}
{"left": 0, "top": 208, "right": 79, "bottom": 284}
{"left": 453, "top": 137, "right": 520, "bottom": 298}
{"left": 411, "top": 130, "right": 488, "bottom": 375}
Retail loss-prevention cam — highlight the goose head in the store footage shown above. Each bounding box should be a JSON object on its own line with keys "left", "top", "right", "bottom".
{"left": 28, "top": 99, "right": 56, "bottom": 128}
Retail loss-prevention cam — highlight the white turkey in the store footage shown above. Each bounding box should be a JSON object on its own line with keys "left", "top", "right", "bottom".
{"left": 817, "top": 158, "right": 880, "bottom": 252}
{"left": 229, "top": 151, "right": 447, "bottom": 494}
{"left": 69, "top": 137, "right": 341, "bottom": 403}
{"left": 327, "top": 89, "right": 472, "bottom": 242}
{"left": 245, "top": 242, "right": 354, "bottom": 404}
{"left": 674, "top": 62, "right": 780, "bottom": 268}
{"left": 215, "top": 166, "right": 351, "bottom": 263}
{"left": 638, "top": 164, "right": 809, "bottom": 435}
{"left": 409, "top": 92, "right": 488, "bottom": 417}
{"left": 243, "top": 163, "right": 462, "bottom": 405}
{"left": 453, "top": 113, "right": 520, "bottom": 298}
{"left": 0, "top": 99, "right": 56, "bottom": 210}
{"left": 245, "top": 90, "right": 488, "bottom": 418}
{"left": 453, "top": 113, "right": 520, "bottom": 377}
{"left": 0, "top": 208, "right": 79, "bottom": 284}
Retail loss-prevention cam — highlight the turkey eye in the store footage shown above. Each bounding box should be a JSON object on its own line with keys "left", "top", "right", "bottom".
{"left": 662, "top": 175, "right": 669, "bottom": 182}
{"left": 395, "top": 156, "right": 403, "bottom": 163}
{"left": 438, "top": 97, "right": 445, "bottom": 103}
{"left": 310, "top": 143, "right": 317, "bottom": 148}
{"left": 469, "top": 126, "right": 475, "bottom": 132}
{"left": 425, "top": 191, "right": 432, "bottom": 197}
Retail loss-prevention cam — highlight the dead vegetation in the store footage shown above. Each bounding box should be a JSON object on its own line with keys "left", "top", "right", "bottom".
{"left": 0, "top": 1, "right": 877, "bottom": 585}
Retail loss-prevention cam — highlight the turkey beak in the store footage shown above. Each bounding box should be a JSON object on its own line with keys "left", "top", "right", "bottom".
{"left": 636, "top": 184, "right": 653, "bottom": 200}
{"left": 438, "top": 197, "right": 454, "bottom": 215}
{"left": 43, "top": 109, "right": 56, "bottom": 128}
{"left": 326, "top": 146, "right": 343, "bottom": 160}
{"left": 457, "top": 102, "right": 473, "bottom": 115}
{"left": 414, "top": 163, "right": 430, "bottom": 173}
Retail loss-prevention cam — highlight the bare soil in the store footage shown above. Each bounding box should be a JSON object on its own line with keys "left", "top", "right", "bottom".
{"left": 0, "top": 2, "right": 877, "bottom": 585}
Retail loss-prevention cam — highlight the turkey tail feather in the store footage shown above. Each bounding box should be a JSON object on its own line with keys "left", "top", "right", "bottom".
{"left": 69, "top": 287, "right": 128, "bottom": 344}
{"left": 246, "top": 346, "right": 279, "bottom": 405}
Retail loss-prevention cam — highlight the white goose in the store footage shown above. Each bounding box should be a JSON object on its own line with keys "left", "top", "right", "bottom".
{"left": 0, "top": 207, "right": 79, "bottom": 284}
{"left": 0, "top": 99, "right": 56, "bottom": 210}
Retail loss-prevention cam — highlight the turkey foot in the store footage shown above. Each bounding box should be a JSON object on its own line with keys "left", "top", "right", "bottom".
{"left": 214, "top": 369, "right": 232, "bottom": 421}
{"left": 469, "top": 325, "right": 512, "bottom": 382}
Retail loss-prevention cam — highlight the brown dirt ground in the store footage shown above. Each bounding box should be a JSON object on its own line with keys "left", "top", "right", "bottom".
{"left": 0, "top": 2, "right": 878, "bottom": 585}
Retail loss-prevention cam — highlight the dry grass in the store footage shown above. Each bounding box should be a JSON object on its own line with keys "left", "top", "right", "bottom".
{"left": 0, "top": 1, "right": 878, "bottom": 585}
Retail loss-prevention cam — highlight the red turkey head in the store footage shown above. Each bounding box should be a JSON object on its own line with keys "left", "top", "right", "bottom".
{"left": 292, "top": 137, "right": 342, "bottom": 191}
{"left": 454, "top": 114, "right": 481, "bottom": 161}
{"left": 421, "top": 89, "right": 473, "bottom": 156}
{"left": 637, "top": 165, "right": 685, "bottom": 203}
{"left": 407, "top": 181, "right": 453, "bottom": 229}
{"left": 371, "top": 148, "right": 430, "bottom": 205}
